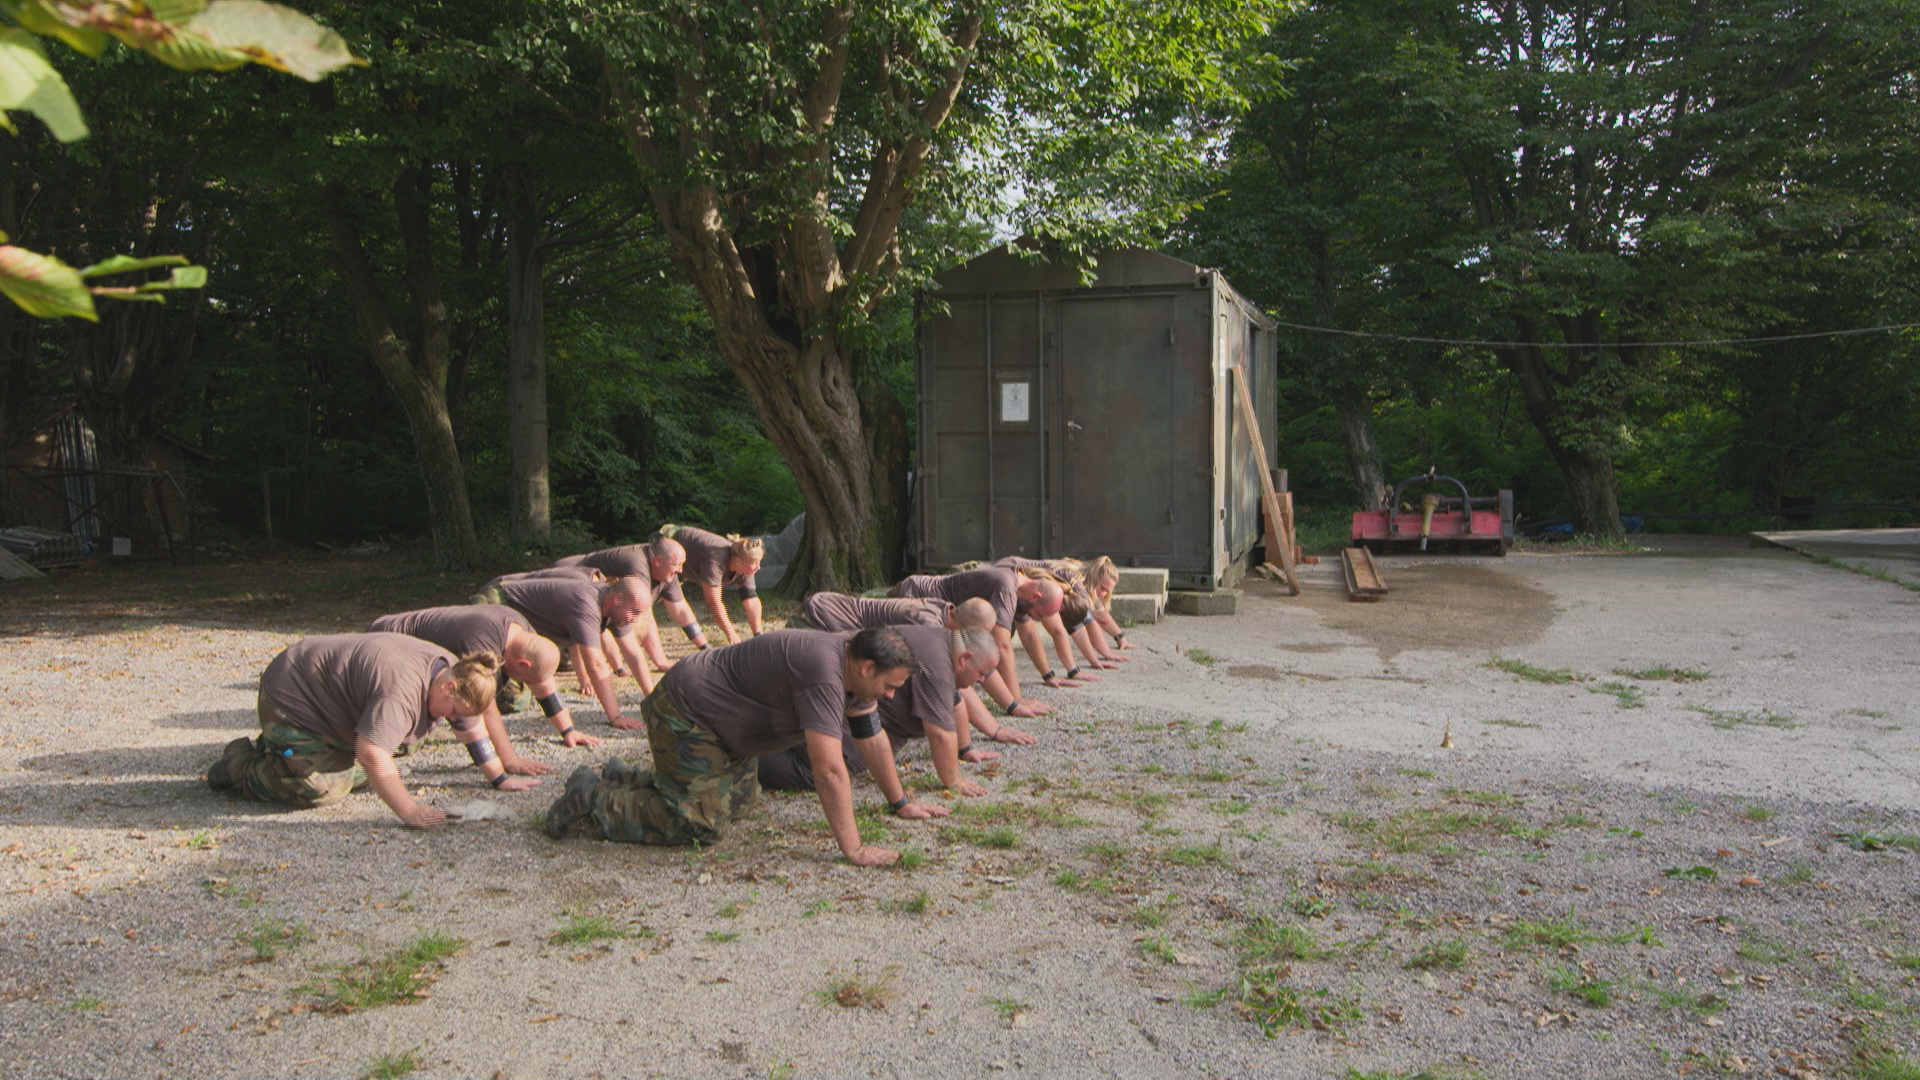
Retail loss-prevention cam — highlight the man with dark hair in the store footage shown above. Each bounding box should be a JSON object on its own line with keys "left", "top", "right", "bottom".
{"left": 470, "top": 572, "right": 651, "bottom": 731}
{"left": 756, "top": 626, "right": 1011, "bottom": 796}
{"left": 370, "top": 604, "right": 601, "bottom": 775}
{"left": 543, "top": 628, "right": 949, "bottom": 865}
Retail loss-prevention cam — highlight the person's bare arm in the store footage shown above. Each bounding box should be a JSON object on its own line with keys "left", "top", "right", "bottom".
{"left": 923, "top": 724, "right": 986, "bottom": 796}
{"left": 450, "top": 715, "right": 540, "bottom": 792}
{"left": 980, "top": 668, "right": 1049, "bottom": 717}
{"left": 526, "top": 672, "right": 601, "bottom": 748}
{"left": 700, "top": 583, "right": 740, "bottom": 645}
{"left": 993, "top": 626, "right": 1025, "bottom": 701}
{"left": 355, "top": 738, "right": 442, "bottom": 828}
{"left": 662, "top": 597, "right": 709, "bottom": 649}
{"left": 1019, "top": 620, "right": 1082, "bottom": 687}
{"left": 575, "top": 644, "right": 639, "bottom": 730}
{"left": 807, "top": 730, "right": 897, "bottom": 867}
{"left": 962, "top": 687, "right": 1035, "bottom": 744}
{"left": 849, "top": 730, "right": 950, "bottom": 822}
{"left": 1071, "top": 625, "right": 1115, "bottom": 669}
{"left": 613, "top": 632, "right": 655, "bottom": 695}
{"left": 1042, "top": 614, "right": 1095, "bottom": 681}
{"left": 1095, "top": 610, "right": 1134, "bottom": 651}
{"left": 742, "top": 596, "right": 764, "bottom": 636}
{"left": 481, "top": 703, "right": 553, "bottom": 776}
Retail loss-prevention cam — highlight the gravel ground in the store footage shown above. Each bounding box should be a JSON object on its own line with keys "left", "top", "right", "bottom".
{"left": 0, "top": 538, "right": 1915, "bottom": 1080}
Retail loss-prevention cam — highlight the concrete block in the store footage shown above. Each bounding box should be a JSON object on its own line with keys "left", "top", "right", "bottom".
{"left": 1113, "top": 567, "right": 1169, "bottom": 596}
{"left": 1167, "top": 589, "right": 1240, "bottom": 616}
{"left": 1108, "top": 592, "right": 1165, "bottom": 624}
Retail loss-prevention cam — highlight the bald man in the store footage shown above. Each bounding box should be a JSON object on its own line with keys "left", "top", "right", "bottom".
{"left": 891, "top": 568, "right": 1065, "bottom": 716}
{"left": 471, "top": 572, "right": 653, "bottom": 731}
{"left": 551, "top": 538, "right": 689, "bottom": 679}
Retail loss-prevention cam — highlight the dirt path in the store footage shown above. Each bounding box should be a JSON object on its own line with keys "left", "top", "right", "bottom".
{"left": 0, "top": 543, "right": 1914, "bottom": 1079}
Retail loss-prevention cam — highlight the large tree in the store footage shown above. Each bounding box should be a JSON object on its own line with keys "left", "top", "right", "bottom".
{"left": 576, "top": 0, "right": 1278, "bottom": 592}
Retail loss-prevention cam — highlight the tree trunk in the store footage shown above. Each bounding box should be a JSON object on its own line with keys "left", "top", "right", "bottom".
{"left": 324, "top": 170, "right": 482, "bottom": 569}
{"left": 505, "top": 171, "right": 551, "bottom": 544}
{"left": 1335, "top": 388, "right": 1387, "bottom": 510}
{"left": 1556, "top": 445, "right": 1622, "bottom": 539}
{"left": 1498, "top": 338, "right": 1627, "bottom": 540}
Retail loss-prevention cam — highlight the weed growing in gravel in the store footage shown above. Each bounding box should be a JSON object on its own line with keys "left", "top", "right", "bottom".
{"left": 1890, "top": 953, "right": 1920, "bottom": 972}
{"left": 1485, "top": 657, "right": 1582, "bottom": 684}
{"left": 705, "top": 931, "right": 741, "bottom": 943}
{"left": 1651, "top": 985, "right": 1728, "bottom": 1016}
{"left": 951, "top": 801, "right": 1094, "bottom": 829}
{"left": 183, "top": 830, "right": 219, "bottom": 851}
{"left": 820, "top": 971, "right": 894, "bottom": 1010}
{"left": 1139, "top": 936, "right": 1178, "bottom": 964}
{"left": 1182, "top": 986, "right": 1230, "bottom": 1008}
{"left": 987, "top": 996, "right": 1028, "bottom": 1021}
{"left": 802, "top": 899, "right": 834, "bottom": 917}
{"left": 361, "top": 1048, "right": 420, "bottom": 1080}
{"left": 1836, "top": 832, "right": 1920, "bottom": 852}
{"left": 715, "top": 900, "right": 749, "bottom": 918}
{"left": 239, "top": 917, "right": 314, "bottom": 961}
{"left": 1851, "top": 1049, "right": 1920, "bottom": 1080}
{"left": 1664, "top": 865, "right": 1720, "bottom": 882}
{"left": 948, "top": 825, "right": 1019, "bottom": 849}
{"left": 1594, "top": 681, "right": 1647, "bottom": 709}
{"left": 1398, "top": 768, "right": 1435, "bottom": 779}
{"left": 1190, "top": 764, "right": 1234, "bottom": 783}
{"left": 1688, "top": 705, "right": 1802, "bottom": 731}
{"left": 1233, "top": 971, "right": 1362, "bottom": 1036}
{"left": 64, "top": 994, "right": 108, "bottom": 1012}
{"left": 1052, "top": 869, "right": 1114, "bottom": 894}
{"left": 1233, "top": 916, "right": 1322, "bottom": 963}
{"left": 1443, "top": 788, "right": 1523, "bottom": 807}
{"left": 1212, "top": 798, "right": 1253, "bottom": 815}
{"left": 892, "top": 848, "right": 928, "bottom": 870}
{"left": 1132, "top": 899, "right": 1174, "bottom": 928}
{"left": 1501, "top": 914, "right": 1598, "bottom": 950}
{"left": 1741, "top": 803, "right": 1776, "bottom": 822}
{"left": 1160, "top": 843, "right": 1228, "bottom": 866}
{"left": 1083, "top": 841, "right": 1133, "bottom": 865}
{"left": 1188, "top": 649, "right": 1220, "bottom": 666}
{"left": 1484, "top": 718, "right": 1543, "bottom": 730}
{"left": 1406, "top": 938, "right": 1469, "bottom": 970}
{"left": 303, "top": 933, "right": 465, "bottom": 1012}
{"left": 549, "top": 914, "right": 636, "bottom": 946}
{"left": 1735, "top": 935, "right": 1801, "bottom": 964}
{"left": 879, "top": 891, "right": 931, "bottom": 916}
{"left": 1288, "top": 892, "right": 1333, "bottom": 919}
{"left": 767, "top": 1060, "right": 797, "bottom": 1080}
{"left": 1546, "top": 964, "right": 1614, "bottom": 1006}
{"left": 1613, "top": 665, "right": 1712, "bottom": 683}
{"left": 1804, "top": 552, "right": 1920, "bottom": 593}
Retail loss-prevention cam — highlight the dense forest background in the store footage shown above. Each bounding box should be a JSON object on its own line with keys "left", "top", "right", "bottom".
{"left": 3, "top": 0, "right": 1916, "bottom": 588}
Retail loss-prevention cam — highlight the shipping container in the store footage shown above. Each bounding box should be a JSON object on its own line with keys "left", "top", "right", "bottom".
{"left": 913, "top": 246, "right": 1278, "bottom": 591}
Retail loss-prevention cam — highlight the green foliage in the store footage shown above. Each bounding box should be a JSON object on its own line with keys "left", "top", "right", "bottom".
{"left": 301, "top": 933, "right": 465, "bottom": 1012}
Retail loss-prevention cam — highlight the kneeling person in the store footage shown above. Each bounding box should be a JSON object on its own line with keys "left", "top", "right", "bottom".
{"left": 206, "top": 634, "right": 537, "bottom": 827}
{"left": 370, "top": 605, "right": 603, "bottom": 773}
{"left": 543, "top": 628, "right": 947, "bottom": 866}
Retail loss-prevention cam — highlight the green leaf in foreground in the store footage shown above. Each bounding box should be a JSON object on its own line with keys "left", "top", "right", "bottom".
{"left": 0, "top": 242, "right": 94, "bottom": 319}
{"left": 0, "top": 28, "right": 89, "bottom": 141}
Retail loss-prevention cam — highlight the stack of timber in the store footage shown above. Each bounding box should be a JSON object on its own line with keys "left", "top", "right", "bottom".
{"left": 1341, "top": 547, "right": 1388, "bottom": 602}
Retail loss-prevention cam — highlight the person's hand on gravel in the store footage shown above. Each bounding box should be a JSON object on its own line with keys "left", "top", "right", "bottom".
{"left": 893, "top": 800, "right": 951, "bottom": 821}
{"left": 560, "top": 728, "right": 604, "bottom": 749}
{"left": 988, "top": 725, "right": 1035, "bottom": 745}
{"left": 1008, "top": 700, "right": 1050, "bottom": 718}
{"left": 959, "top": 744, "right": 1002, "bottom": 763}
{"left": 503, "top": 756, "right": 555, "bottom": 777}
{"left": 1041, "top": 674, "right": 1083, "bottom": 688}
{"left": 949, "top": 777, "right": 988, "bottom": 797}
{"left": 846, "top": 844, "right": 899, "bottom": 867}
{"left": 400, "top": 805, "right": 447, "bottom": 828}
{"left": 609, "top": 714, "right": 644, "bottom": 731}
{"left": 492, "top": 774, "right": 542, "bottom": 792}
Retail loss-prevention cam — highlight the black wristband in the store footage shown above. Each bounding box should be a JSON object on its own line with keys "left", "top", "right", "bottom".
{"left": 556, "top": 724, "right": 577, "bottom": 738}
{"left": 1041, "top": 670, "right": 1057, "bottom": 682}
{"left": 889, "top": 795, "right": 910, "bottom": 812}
{"left": 489, "top": 772, "right": 509, "bottom": 789}
{"left": 538, "top": 692, "right": 565, "bottom": 718}
{"left": 1114, "top": 631, "right": 1127, "bottom": 642}
{"left": 1066, "top": 666, "right": 1081, "bottom": 679}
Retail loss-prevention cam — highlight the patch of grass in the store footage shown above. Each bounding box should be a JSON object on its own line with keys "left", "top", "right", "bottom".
{"left": 1442, "top": 788, "right": 1523, "bottom": 807}
{"left": 1188, "top": 648, "right": 1220, "bottom": 666}
{"left": 1852, "top": 1049, "right": 1920, "bottom": 1080}
{"left": 302, "top": 933, "right": 465, "bottom": 1013}
{"left": 64, "top": 994, "right": 108, "bottom": 1012}
{"left": 1557, "top": 813, "right": 1596, "bottom": 828}
{"left": 1052, "top": 868, "right": 1114, "bottom": 894}
{"left": 362, "top": 1049, "right": 421, "bottom": 1080}
{"left": 715, "top": 900, "right": 748, "bottom": 919}
{"left": 948, "top": 825, "right": 1019, "bottom": 849}
{"left": 1836, "top": 832, "right": 1920, "bottom": 853}
{"left": 819, "top": 971, "right": 894, "bottom": 1010}
{"left": 1160, "top": 843, "right": 1228, "bottom": 866}
{"left": 1397, "top": 767, "right": 1435, "bottom": 779}
{"left": 1652, "top": 985, "right": 1729, "bottom": 1016}
{"left": 1190, "top": 764, "right": 1234, "bottom": 783}
{"left": 1501, "top": 914, "right": 1598, "bottom": 951}
{"left": 548, "top": 914, "right": 636, "bottom": 946}
{"left": 1593, "top": 681, "right": 1647, "bottom": 709}
{"left": 1407, "top": 938, "right": 1469, "bottom": 970}
{"left": 1377, "top": 807, "right": 1516, "bottom": 853}
{"left": 1233, "top": 916, "right": 1322, "bottom": 964}
{"left": 1689, "top": 705, "right": 1802, "bottom": 731}
{"left": 238, "top": 917, "right": 314, "bottom": 961}
{"left": 1735, "top": 935, "right": 1802, "bottom": 964}
{"left": 950, "top": 800, "right": 1094, "bottom": 829}
{"left": 1131, "top": 900, "right": 1174, "bottom": 928}
{"left": 1232, "top": 970, "right": 1362, "bottom": 1036}
{"left": 183, "top": 830, "right": 219, "bottom": 851}
{"left": 987, "top": 996, "right": 1028, "bottom": 1020}
{"left": 705, "top": 930, "right": 741, "bottom": 943}
{"left": 1804, "top": 552, "right": 1920, "bottom": 593}
{"left": 1484, "top": 718, "right": 1543, "bottom": 730}
{"left": 879, "top": 891, "right": 931, "bottom": 916}
{"left": 1485, "top": 657, "right": 1582, "bottom": 684}
{"left": 1740, "top": 803, "right": 1776, "bottom": 822}
{"left": 1612, "top": 665, "right": 1712, "bottom": 683}
{"left": 767, "top": 1060, "right": 797, "bottom": 1080}
{"left": 892, "top": 847, "right": 928, "bottom": 870}
{"left": 802, "top": 898, "right": 835, "bottom": 917}
{"left": 1139, "top": 935, "right": 1178, "bottom": 964}
{"left": 1776, "top": 861, "right": 1816, "bottom": 885}
{"left": 1083, "top": 841, "right": 1133, "bottom": 865}
{"left": 1212, "top": 797, "right": 1253, "bottom": 815}
{"left": 1287, "top": 892, "right": 1333, "bottom": 919}
{"left": 1889, "top": 953, "right": 1920, "bottom": 972}
{"left": 1546, "top": 964, "right": 1614, "bottom": 1006}
{"left": 1663, "top": 865, "right": 1720, "bottom": 882}
{"left": 1182, "top": 987, "right": 1230, "bottom": 1008}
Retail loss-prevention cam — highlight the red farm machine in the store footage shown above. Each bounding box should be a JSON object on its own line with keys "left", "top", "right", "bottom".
{"left": 1351, "top": 469, "right": 1514, "bottom": 556}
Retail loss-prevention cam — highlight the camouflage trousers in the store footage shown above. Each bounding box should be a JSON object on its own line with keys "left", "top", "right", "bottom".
{"left": 595, "top": 688, "right": 760, "bottom": 846}
{"left": 211, "top": 697, "right": 370, "bottom": 808}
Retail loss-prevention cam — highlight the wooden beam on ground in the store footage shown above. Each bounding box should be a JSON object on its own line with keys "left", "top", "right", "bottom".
{"left": 1231, "top": 364, "right": 1298, "bottom": 596}
{"left": 1341, "top": 547, "right": 1387, "bottom": 602}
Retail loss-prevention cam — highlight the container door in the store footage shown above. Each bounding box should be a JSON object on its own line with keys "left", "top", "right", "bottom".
{"left": 1057, "top": 295, "right": 1180, "bottom": 563}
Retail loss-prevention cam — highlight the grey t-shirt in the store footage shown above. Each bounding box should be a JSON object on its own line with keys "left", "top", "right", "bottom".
{"left": 802, "top": 594, "right": 949, "bottom": 632}
{"left": 552, "top": 545, "right": 682, "bottom": 604}
{"left": 259, "top": 633, "right": 450, "bottom": 752}
{"left": 894, "top": 567, "right": 1020, "bottom": 627}
{"left": 676, "top": 526, "right": 757, "bottom": 598}
{"left": 369, "top": 605, "right": 526, "bottom": 658}
{"left": 489, "top": 574, "right": 627, "bottom": 647}
{"left": 663, "top": 629, "right": 853, "bottom": 757}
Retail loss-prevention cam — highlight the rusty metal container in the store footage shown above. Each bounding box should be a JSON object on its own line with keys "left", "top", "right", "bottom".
{"left": 912, "top": 246, "right": 1278, "bottom": 591}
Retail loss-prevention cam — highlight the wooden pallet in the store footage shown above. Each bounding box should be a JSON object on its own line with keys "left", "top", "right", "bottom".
{"left": 1341, "top": 547, "right": 1387, "bottom": 602}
